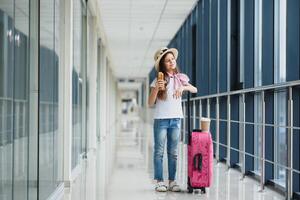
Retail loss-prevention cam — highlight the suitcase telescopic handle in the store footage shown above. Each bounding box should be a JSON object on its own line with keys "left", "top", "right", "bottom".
{"left": 187, "top": 92, "right": 191, "bottom": 145}
{"left": 193, "top": 153, "right": 203, "bottom": 172}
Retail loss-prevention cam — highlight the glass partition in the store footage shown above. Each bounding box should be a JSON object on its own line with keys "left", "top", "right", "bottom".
{"left": 72, "top": 0, "right": 87, "bottom": 169}
{"left": 39, "top": 0, "right": 63, "bottom": 198}
{"left": 0, "top": 3, "right": 14, "bottom": 200}
{"left": 0, "top": 0, "right": 31, "bottom": 199}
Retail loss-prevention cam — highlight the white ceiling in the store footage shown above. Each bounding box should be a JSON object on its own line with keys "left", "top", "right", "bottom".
{"left": 98, "top": 0, "right": 198, "bottom": 78}
{"left": 118, "top": 82, "right": 142, "bottom": 91}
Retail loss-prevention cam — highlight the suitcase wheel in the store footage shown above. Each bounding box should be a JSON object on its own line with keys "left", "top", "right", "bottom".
{"left": 187, "top": 177, "right": 193, "bottom": 193}
{"left": 187, "top": 185, "right": 193, "bottom": 193}
{"left": 200, "top": 187, "right": 206, "bottom": 194}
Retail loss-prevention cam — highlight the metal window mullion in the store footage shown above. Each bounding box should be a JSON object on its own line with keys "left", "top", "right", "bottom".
{"left": 254, "top": 0, "right": 263, "bottom": 87}
{"left": 217, "top": 0, "right": 220, "bottom": 94}
{"left": 286, "top": 87, "right": 293, "bottom": 200}
{"left": 183, "top": 103, "right": 186, "bottom": 143}
{"left": 0, "top": 100, "right": 4, "bottom": 196}
{"left": 193, "top": 100, "right": 196, "bottom": 129}
{"left": 2, "top": 101, "right": 6, "bottom": 144}
{"left": 227, "top": 95, "right": 231, "bottom": 168}
{"left": 15, "top": 102, "right": 20, "bottom": 175}
{"left": 22, "top": 102, "right": 26, "bottom": 137}
{"left": 207, "top": 98, "right": 210, "bottom": 118}
{"left": 22, "top": 103, "right": 26, "bottom": 174}
{"left": 274, "top": 0, "right": 279, "bottom": 83}
{"left": 216, "top": 97, "right": 220, "bottom": 162}
{"left": 227, "top": 0, "right": 231, "bottom": 92}
{"left": 260, "top": 91, "right": 265, "bottom": 191}
{"left": 209, "top": 0, "right": 212, "bottom": 95}
{"left": 241, "top": 93, "right": 246, "bottom": 178}
{"left": 199, "top": 99, "right": 202, "bottom": 129}
{"left": 240, "top": 0, "right": 245, "bottom": 84}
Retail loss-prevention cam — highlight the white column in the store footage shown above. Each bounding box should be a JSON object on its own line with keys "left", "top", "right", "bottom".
{"left": 86, "top": 16, "right": 98, "bottom": 151}
{"left": 62, "top": 0, "right": 73, "bottom": 186}
{"left": 96, "top": 43, "right": 108, "bottom": 199}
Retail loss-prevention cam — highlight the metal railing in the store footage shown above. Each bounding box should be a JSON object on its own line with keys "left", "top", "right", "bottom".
{"left": 181, "top": 79, "right": 300, "bottom": 200}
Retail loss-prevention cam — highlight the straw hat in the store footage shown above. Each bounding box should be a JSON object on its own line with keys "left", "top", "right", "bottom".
{"left": 153, "top": 47, "right": 178, "bottom": 71}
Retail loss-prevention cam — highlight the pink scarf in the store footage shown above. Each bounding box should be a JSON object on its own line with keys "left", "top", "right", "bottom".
{"left": 167, "top": 72, "right": 189, "bottom": 90}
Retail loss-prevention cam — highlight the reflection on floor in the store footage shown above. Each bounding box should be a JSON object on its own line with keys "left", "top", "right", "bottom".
{"left": 106, "top": 117, "right": 285, "bottom": 200}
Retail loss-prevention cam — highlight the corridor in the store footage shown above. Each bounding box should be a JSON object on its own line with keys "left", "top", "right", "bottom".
{"left": 1, "top": 0, "right": 300, "bottom": 199}
{"left": 105, "top": 117, "right": 284, "bottom": 200}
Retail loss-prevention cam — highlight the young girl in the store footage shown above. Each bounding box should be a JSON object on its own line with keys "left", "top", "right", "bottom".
{"left": 148, "top": 47, "right": 197, "bottom": 192}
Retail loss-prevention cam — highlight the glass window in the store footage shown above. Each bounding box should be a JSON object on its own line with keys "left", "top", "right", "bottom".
{"left": 39, "top": 0, "right": 55, "bottom": 197}
{"left": 1, "top": 1, "right": 62, "bottom": 199}
{"left": 253, "top": 0, "right": 263, "bottom": 173}
{"left": 274, "top": 0, "right": 287, "bottom": 187}
{"left": 39, "top": 0, "right": 54, "bottom": 198}
{"left": 54, "top": 0, "right": 63, "bottom": 188}
{"left": 239, "top": 0, "right": 245, "bottom": 165}
{"left": 254, "top": 93, "right": 262, "bottom": 173}
{"left": 72, "top": 0, "right": 87, "bottom": 169}
{"left": 0, "top": 4, "right": 14, "bottom": 200}
{"left": 39, "top": 0, "right": 63, "bottom": 198}
{"left": 239, "top": 94, "right": 244, "bottom": 166}
{"left": 191, "top": 24, "right": 197, "bottom": 97}
{"left": 274, "top": 91, "right": 287, "bottom": 186}
{"left": 13, "top": 1, "right": 30, "bottom": 199}
{"left": 0, "top": 0, "right": 31, "bottom": 199}
{"left": 228, "top": 0, "right": 241, "bottom": 91}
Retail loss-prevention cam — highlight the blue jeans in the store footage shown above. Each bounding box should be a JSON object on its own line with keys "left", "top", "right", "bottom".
{"left": 153, "top": 118, "right": 181, "bottom": 181}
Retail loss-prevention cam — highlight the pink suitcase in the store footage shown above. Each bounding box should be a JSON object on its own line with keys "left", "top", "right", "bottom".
{"left": 186, "top": 93, "right": 213, "bottom": 193}
{"left": 187, "top": 129, "right": 213, "bottom": 193}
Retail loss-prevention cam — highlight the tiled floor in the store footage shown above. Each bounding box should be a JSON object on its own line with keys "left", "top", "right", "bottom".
{"left": 106, "top": 118, "right": 285, "bottom": 200}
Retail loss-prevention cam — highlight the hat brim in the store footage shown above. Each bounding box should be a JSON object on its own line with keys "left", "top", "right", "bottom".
{"left": 154, "top": 48, "right": 178, "bottom": 71}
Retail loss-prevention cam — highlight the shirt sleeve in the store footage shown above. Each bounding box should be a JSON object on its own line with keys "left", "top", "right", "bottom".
{"left": 150, "top": 78, "right": 157, "bottom": 88}
{"left": 181, "top": 73, "right": 190, "bottom": 85}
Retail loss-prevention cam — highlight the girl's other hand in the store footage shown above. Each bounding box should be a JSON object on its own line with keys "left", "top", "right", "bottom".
{"left": 173, "top": 87, "right": 183, "bottom": 99}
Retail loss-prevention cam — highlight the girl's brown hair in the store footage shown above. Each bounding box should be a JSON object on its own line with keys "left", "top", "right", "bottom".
{"left": 157, "top": 52, "right": 179, "bottom": 100}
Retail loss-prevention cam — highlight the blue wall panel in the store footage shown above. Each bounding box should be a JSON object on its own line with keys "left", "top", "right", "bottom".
{"left": 219, "top": 96, "right": 227, "bottom": 160}
{"left": 219, "top": 0, "right": 228, "bottom": 93}
{"left": 287, "top": 0, "right": 300, "bottom": 82}
{"left": 210, "top": 98, "right": 217, "bottom": 153}
{"left": 230, "top": 95, "right": 239, "bottom": 166}
{"left": 262, "top": 0, "right": 274, "bottom": 86}
{"left": 244, "top": 0, "right": 254, "bottom": 88}
{"left": 197, "top": 1, "right": 204, "bottom": 96}
{"left": 229, "top": 0, "right": 240, "bottom": 91}
{"left": 201, "top": 99, "right": 207, "bottom": 117}
{"left": 186, "top": 16, "right": 192, "bottom": 78}
{"left": 210, "top": 0, "right": 218, "bottom": 94}
{"left": 265, "top": 93, "right": 274, "bottom": 181}
{"left": 245, "top": 94, "right": 254, "bottom": 172}
{"left": 202, "top": 0, "right": 210, "bottom": 96}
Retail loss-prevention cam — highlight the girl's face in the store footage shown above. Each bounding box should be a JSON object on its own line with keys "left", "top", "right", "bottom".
{"left": 163, "top": 53, "right": 177, "bottom": 72}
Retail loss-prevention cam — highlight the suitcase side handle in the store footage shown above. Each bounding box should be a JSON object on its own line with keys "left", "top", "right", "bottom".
{"left": 193, "top": 153, "right": 203, "bottom": 172}
{"left": 192, "top": 129, "right": 202, "bottom": 132}
{"left": 187, "top": 92, "right": 191, "bottom": 145}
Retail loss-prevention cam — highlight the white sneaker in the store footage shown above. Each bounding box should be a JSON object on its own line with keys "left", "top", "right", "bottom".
{"left": 155, "top": 182, "right": 167, "bottom": 192}
{"left": 169, "top": 181, "right": 181, "bottom": 192}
